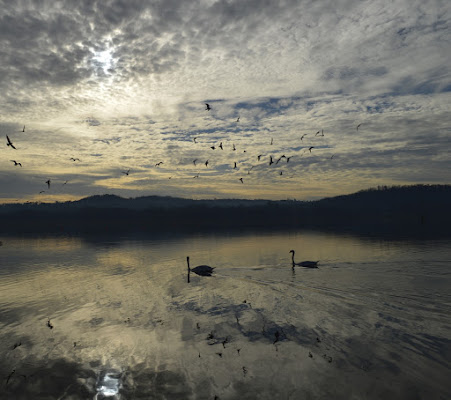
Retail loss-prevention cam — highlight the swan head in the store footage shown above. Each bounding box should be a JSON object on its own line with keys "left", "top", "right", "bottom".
{"left": 289, "top": 250, "right": 295, "bottom": 254}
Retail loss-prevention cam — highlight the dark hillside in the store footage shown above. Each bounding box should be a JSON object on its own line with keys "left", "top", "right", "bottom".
{"left": 0, "top": 185, "right": 450, "bottom": 234}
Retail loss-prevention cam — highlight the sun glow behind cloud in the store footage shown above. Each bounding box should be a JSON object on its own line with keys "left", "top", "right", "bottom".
{"left": 0, "top": 0, "right": 450, "bottom": 203}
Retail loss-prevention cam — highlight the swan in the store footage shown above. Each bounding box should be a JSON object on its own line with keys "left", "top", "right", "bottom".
{"left": 289, "top": 250, "right": 318, "bottom": 268}
{"left": 187, "top": 256, "right": 214, "bottom": 276}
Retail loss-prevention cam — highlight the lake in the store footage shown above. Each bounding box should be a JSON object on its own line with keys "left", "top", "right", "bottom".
{"left": 1, "top": 230, "right": 450, "bottom": 399}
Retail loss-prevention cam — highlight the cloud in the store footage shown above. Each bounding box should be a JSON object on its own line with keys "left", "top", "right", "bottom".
{"left": 0, "top": 1, "right": 450, "bottom": 201}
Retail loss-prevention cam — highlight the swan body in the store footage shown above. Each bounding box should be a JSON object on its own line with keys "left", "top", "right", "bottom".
{"left": 187, "top": 257, "right": 214, "bottom": 276}
{"left": 289, "top": 250, "right": 318, "bottom": 268}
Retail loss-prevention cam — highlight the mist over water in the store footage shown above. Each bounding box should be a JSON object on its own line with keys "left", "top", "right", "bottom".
{"left": 1, "top": 230, "right": 450, "bottom": 399}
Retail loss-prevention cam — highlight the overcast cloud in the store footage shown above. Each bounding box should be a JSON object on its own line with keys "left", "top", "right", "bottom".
{"left": 0, "top": 0, "right": 450, "bottom": 202}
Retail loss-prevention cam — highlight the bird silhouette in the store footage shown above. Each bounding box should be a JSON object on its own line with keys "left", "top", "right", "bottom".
{"left": 45, "top": 179, "right": 51, "bottom": 189}
{"left": 315, "top": 131, "right": 320, "bottom": 136}
{"left": 234, "top": 162, "right": 237, "bottom": 169}
{"left": 6, "top": 135, "right": 17, "bottom": 149}
{"left": 308, "top": 147, "right": 314, "bottom": 153}
{"left": 10, "top": 160, "right": 22, "bottom": 167}
{"left": 239, "top": 178, "right": 243, "bottom": 183}
{"left": 193, "top": 159, "right": 198, "bottom": 166}
{"left": 301, "top": 134, "right": 307, "bottom": 141}
{"left": 236, "top": 117, "right": 240, "bottom": 122}
{"left": 269, "top": 156, "right": 274, "bottom": 165}
{"left": 205, "top": 160, "right": 209, "bottom": 167}
{"left": 210, "top": 146, "right": 216, "bottom": 150}
{"left": 6, "top": 369, "right": 15, "bottom": 386}
{"left": 187, "top": 256, "right": 214, "bottom": 283}
{"left": 155, "top": 161, "right": 163, "bottom": 167}
{"left": 205, "top": 103, "right": 211, "bottom": 111}
{"left": 122, "top": 169, "right": 130, "bottom": 176}
{"left": 193, "top": 137, "right": 198, "bottom": 143}
{"left": 289, "top": 250, "right": 318, "bottom": 268}
{"left": 257, "top": 155, "right": 262, "bottom": 161}
{"left": 22, "top": 126, "right": 25, "bottom": 132}
{"left": 271, "top": 138, "right": 273, "bottom": 145}
{"left": 276, "top": 155, "right": 286, "bottom": 164}
{"left": 232, "top": 144, "right": 236, "bottom": 151}
{"left": 286, "top": 156, "right": 292, "bottom": 163}
{"left": 219, "top": 142, "right": 223, "bottom": 150}
{"left": 70, "top": 157, "right": 81, "bottom": 161}
{"left": 356, "top": 123, "right": 362, "bottom": 131}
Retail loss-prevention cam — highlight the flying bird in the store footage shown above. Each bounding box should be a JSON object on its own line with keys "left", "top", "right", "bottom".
{"left": 257, "top": 155, "right": 263, "bottom": 161}
{"left": 219, "top": 142, "right": 223, "bottom": 150}
{"left": 356, "top": 123, "right": 362, "bottom": 131}
{"left": 70, "top": 157, "right": 81, "bottom": 161}
{"left": 286, "top": 156, "right": 292, "bottom": 163}
{"left": 6, "top": 369, "right": 15, "bottom": 386}
{"left": 308, "top": 147, "right": 314, "bottom": 153}
{"left": 210, "top": 146, "right": 216, "bottom": 150}
{"left": 155, "top": 161, "right": 163, "bottom": 167}
{"left": 239, "top": 178, "right": 243, "bottom": 183}
{"left": 234, "top": 162, "right": 237, "bottom": 169}
{"left": 193, "top": 159, "right": 198, "bottom": 166}
{"left": 6, "top": 135, "right": 16, "bottom": 149}
{"left": 205, "top": 103, "right": 211, "bottom": 111}
{"left": 276, "top": 155, "right": 286, "bottom": 164}
{"left": 315, "top": 131, "right": 320, "bottom": 136}
{"left": 232, "top": 144, "right": 236, "bottom": 151}
{"left": 193, "top": 174, "right": 199, "bottom": 178}
{"left": 330, "top": 154, "right": 335, "bottom": 159}
{"left": 269, "top": 156, "right": 274, "bottom": 165}
{"left": 22, "top": 126, "right": 25, "bottom": 132}
{"left": 205, "top": 160, "right": 209, "bottom": 167}
{"left": 236, "top": 116, "right": 240, "bottom": 122}
{"left": 270, "top": 138, "right": 273, "bottom": 145}
{"left": 301, "top": 134, "right": 307, "bottom": 141}
{"left": 45, "top": 179, "right": 51, "bottom": 189}
{"left": 289, "top": 250, "right": 319, "bottom": 268}
{"left": 10, "top": 160, "right": 22, "bottom": 167}
{"left": 193, "top": 137, "right": 198, "bottom": 143}
{"left": 122, "top": 169, "right": 130, "bottom": 176}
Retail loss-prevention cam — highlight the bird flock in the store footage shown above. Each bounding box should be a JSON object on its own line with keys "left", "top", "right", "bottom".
{"left": 3, "top": 103, "right": 363, "bottom": 199}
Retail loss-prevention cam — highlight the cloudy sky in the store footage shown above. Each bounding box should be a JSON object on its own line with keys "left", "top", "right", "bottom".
{"left": 0, "top": 0, "right": 450, "bottom": 202}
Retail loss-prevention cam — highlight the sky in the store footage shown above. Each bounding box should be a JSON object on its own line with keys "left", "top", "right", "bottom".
{"left": 0, "top": 0, "right": 450, "bottom": 203}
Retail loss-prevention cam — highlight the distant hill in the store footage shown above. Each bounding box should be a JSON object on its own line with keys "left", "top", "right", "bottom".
{"left": 1, "top": 184, "right": 450, "bottom": 235}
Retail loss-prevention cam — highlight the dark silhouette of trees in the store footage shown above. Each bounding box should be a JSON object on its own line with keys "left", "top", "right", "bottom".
{"left": 0, "top": 185, "right": 450, "bottom": 235}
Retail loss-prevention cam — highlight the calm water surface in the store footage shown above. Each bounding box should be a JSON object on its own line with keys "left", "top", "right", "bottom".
{"left": 0, "top": 230, "right": 450, "bottom": 399}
